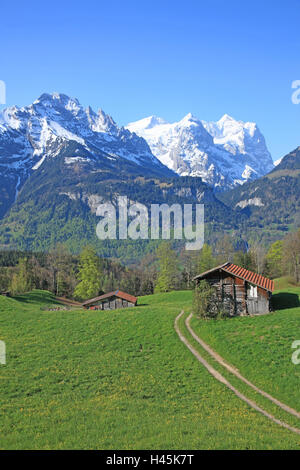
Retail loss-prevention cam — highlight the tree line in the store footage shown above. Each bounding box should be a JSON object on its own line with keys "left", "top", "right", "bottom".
{"left": 0, "top": 229, "right": 299, "bottom": 299}
{"left": 0, "top": 243, "right": 184, "bottom": 299}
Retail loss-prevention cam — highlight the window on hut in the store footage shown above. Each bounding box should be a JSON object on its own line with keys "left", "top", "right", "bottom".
{"left": 249, "top": 284, "right": 258, "bottom": 298}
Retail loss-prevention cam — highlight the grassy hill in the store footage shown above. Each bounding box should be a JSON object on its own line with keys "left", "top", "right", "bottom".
{"left": 189, "top": 287, "right": 300, "bottom": 414}
{"left": 0, "top": 289, "right": 300, "bottom": 449}
{"left": 274, "top": 276, "right": 300, "bottom": 291}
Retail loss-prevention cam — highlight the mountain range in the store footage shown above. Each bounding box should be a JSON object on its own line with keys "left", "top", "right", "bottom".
{"left": 0, "top": 93, "right": 298, "bottom": 259}
{"left": 0, "top": 93, "right": 173, "bottom": 218}
{"left": 127, "top": 113, "right": 274, "bottom": 189}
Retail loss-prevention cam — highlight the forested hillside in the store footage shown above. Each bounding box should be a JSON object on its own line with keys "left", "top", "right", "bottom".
{"left": 220, "top": 147, "right": 300, "bottom": 245}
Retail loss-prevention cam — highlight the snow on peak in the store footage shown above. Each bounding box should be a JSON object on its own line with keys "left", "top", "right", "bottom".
{"left": 218, "top": 113, "right": 236, "bottom": 123}
{"left": 126, "top": 112, "right": 274, "bottom": 189}
{"left": 94, "top": 108, "right": 118, "bottom": 133}
{"left": 177, "top": 113, "right": 201, "bottom": 127}
{"left": 202, "top": 115, "right": 269, "bottom": 159}
{"left": 127, "top": 115, "right": 167, "bottom": 133}
{"left": 181, "top": 112, "right": 196, "bottom": 121}
{"left": 35, "top": 92, "right": 78, "bottom": 106}
{"left": 0, "top": 93, "right": 171, "bottom": 199}
{"left": 30, "top": 93, "right": 120, "bottom": 136}
{"left": 274, "top": 157, "right": 283, "bottom": 166}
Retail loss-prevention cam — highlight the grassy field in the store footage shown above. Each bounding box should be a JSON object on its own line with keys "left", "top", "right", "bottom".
{"left": 0, "top": 289, "right": 300, "bottom": 449}
{"left": 190, "top": 286, "right": 300, "bottom": 413}
{"left": 274, "top": 275, "right": 300, "bottom": 291}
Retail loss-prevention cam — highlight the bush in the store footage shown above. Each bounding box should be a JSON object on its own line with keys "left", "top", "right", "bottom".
{"left": 193, "top": 280, "right": 226, "bottom": 319}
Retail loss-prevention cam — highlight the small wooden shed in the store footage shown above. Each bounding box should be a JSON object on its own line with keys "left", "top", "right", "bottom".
{"left": 82, "top": 290, "right": 138, "bottom": 310}
{"left": 193, "top": 262, "right": 274, "bottom": 316}
{"left": 0, "top": 291, "right": 10, "bottom": 297}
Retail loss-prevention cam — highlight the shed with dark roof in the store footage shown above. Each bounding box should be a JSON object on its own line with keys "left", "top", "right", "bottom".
{"left": 82, "top": 290, "right": 138, "bottom": 310}
{"left": 194, "top": 263, "right": 274, "bottom": 316}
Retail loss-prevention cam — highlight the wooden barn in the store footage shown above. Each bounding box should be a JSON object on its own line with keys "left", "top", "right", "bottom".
{"left": 82, "top": 290, "right": 138, "bottom": 310}
{"left": 193, "top": 262, "right": 274, "bottom": 316}
{"left": 0, "top": 291, "right": 10, "bottom": 297}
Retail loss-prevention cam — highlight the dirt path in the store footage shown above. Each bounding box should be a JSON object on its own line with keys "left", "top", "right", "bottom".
{"left": 55, "top": 296, "right": 82, "bottom": 307}
{"left": 186, "top": 313, "right": 300, "bottom": 420}
{"left": 175, "top": 310, "right": 300, "bottom": 436}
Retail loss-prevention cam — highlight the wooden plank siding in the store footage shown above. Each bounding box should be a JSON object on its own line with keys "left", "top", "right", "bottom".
{"left": 195, "top": 268, "right": 272, "bottom": 316}
{"left": 82, "top": 290, "right": 137, "bottom": 311}
{"left": 86, "top": 297, "right": 136, "bottom": 311}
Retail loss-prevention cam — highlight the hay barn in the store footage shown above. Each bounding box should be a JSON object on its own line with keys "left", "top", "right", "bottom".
{"left": 82, "top": 290, "right": 138, "bottom": 310}
{"left": 194, "top": 262, "right": 274, "bottom": 316}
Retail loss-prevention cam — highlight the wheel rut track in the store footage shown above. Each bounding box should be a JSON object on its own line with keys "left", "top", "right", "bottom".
{"left": 175, "top": 310, "right": 300, "bottom": 436}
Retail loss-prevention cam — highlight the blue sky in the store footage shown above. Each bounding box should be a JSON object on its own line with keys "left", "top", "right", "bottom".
{"left": 1, "top": 0, "right": 300, "bottom": 160}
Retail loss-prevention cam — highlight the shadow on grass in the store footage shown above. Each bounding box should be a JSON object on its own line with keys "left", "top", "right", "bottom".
{"left": 12, "top": 290, "right": 60, "bottom": 305}
{"left": 271, "top": 292, "right": 300, "bottom": 310}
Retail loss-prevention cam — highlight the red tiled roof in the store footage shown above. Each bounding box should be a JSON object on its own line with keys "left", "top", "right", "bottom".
{"left": 194, "top": 262, "right": 274, "bottom": 292}
{"left": 82, "top": 289, "right": 138, "bottom": 306}
{"left": 223, "top": 263, "right": 274, "bottom": 291}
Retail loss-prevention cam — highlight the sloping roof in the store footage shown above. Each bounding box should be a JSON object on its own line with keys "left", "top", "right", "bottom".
{"left": 82, "top": 289, "right": 138, "bottom": 306}
{"left": 193, "top": 263, "right": 229, "bottom": 279}
{"left": 194, "top": 262, "right": 274, "bottom": 292}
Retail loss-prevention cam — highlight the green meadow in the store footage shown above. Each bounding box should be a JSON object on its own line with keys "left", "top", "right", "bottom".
{"left": 0, "top": 288, "right": 300, "bottom": 449}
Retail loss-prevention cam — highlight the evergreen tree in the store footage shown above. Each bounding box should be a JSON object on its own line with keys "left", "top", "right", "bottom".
{"left": 74, "top": 246, "right": 103, "bottom": 300}
{"left": 233, "top": 251, "right": 255, "bottom": 271}
{"left": 155, "top": 242, "right": 178, "bottom": 293}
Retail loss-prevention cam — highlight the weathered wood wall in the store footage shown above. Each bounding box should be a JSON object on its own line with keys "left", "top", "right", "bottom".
{"left": 87, "top": 297, "right": 135, "bottom": 310}
{"left": 196, "top": 270, "right": 271, "bottom": 316}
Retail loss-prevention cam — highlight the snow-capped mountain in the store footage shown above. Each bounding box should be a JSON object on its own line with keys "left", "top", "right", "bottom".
{"left": 274, "top": 157, "right": 283, "bottom": 166}
{"left": 126, "top": 113, "right": 274, "bottom": 189}
{"left": 0, "top": 93, "right": 173, "bottom": 216}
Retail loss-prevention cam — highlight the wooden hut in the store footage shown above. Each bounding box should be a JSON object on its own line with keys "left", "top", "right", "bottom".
{"left": 0, "top": 291, "right": 10, "bottom": 297}
{"left": 193, "top": 263, "right": 274, "bottom": 316}
{"left": 82, "top": 290, "right": 137, "bottom": 310}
